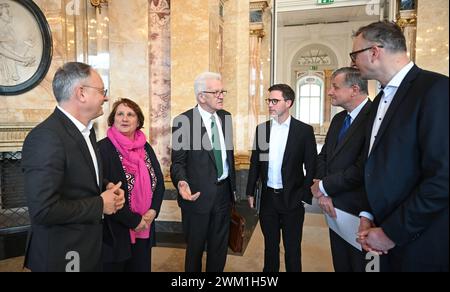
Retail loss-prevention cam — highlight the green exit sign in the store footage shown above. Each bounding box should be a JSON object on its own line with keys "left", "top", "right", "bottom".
{"left": 317, "top": 0, "right": 334, "bottom": 4}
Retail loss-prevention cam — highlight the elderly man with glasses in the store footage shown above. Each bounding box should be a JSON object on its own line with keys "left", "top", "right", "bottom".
{"left": 170, "top": 72, "right": 236, "bottom": 272}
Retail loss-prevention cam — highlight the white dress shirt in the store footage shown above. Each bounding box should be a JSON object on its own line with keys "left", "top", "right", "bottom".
{"left": 318, "top": 99, "right": 373, "bottom": 220}
{"left": 267, "top": 116, "right": 291, "bottom": 189}
{"left": 368, "top": 62, "right": 414, "bottom": 155}
{"left": 197, "top": 105, "right": 229, "bottom": 181}
{"left": 57, "top": 106, "right": 100, "bottom": 186}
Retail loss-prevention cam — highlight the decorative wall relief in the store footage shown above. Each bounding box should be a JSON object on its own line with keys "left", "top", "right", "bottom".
{"left": 0, "top": 0, "right": 52, "bottom": 95}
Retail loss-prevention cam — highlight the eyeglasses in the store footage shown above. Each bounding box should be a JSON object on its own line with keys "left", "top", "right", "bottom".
{"left": 265, "top": 98, "right": 284, "bottom": 105}
{"left": 349, "top": 45, "right": 384, "bottom": 62}
{"left": 82, "top": 85, "right": 108, "bottom": 97}
{"left": 202, "top": 90, "right": 228, "bottom": 97}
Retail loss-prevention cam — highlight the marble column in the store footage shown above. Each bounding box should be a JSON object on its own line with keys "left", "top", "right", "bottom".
{"left": 396, "top": 0, "right": 417, "bottom": 61}
{"left": 248, "top": 1, "right": 270, "bottom": 155}
{"left": 248, "top": 30, "right": 264, "bottom": 141}
{"left": 149, "top": 0, "right": 171, "bottom": 177}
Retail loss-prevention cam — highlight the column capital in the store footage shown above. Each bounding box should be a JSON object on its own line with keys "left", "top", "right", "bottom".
{"left": 250, "top": 1, "right": 269, "bottom": 11}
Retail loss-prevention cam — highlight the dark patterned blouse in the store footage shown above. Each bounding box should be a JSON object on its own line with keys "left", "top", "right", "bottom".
{"left": 117, "top": 151, "right": 157, "bottom": 210}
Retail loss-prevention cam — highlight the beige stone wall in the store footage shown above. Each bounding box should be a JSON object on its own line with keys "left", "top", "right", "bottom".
{"left": 209, "top": 0, "right": 222, "bottom": 74}
{"left": 416, "top": 0, "right": 449, "bottom": 76}
{"left": 223, "top": 0, "right": 250, "bottom": 155}
{"left": 171, "top": 0, "right": 210, "bottom": 118}
{"left": 108, "top": 0, "right": 150, "bottom": 139}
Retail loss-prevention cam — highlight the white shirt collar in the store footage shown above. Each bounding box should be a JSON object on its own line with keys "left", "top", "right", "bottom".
{"left": 348, "top": 98, "right": 369, "bottom": 122}
{"left": 57, "top": 105, "right": 94, "bottom": 136}
{"left": 197, "top": 104, "right": 218, "bottom": 124}
{"left": 271, "top": 115, "right": 291, "bottom": 128}
{"left": 384, "top": 61, "right": 414, "bottom": 89}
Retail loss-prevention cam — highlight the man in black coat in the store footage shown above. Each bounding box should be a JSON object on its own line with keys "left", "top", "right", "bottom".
{"left": 311, "top": 67, "right": 372, "bottom": 272}
{"left": 352, "top": 21, "right": 449, "bottom": 272}
{"left": 170, "top": 72, "right": 236, "bottom": 272}
{"left": 246, "top": 84, "right": 317, "bottom": 272}
{"left": 22, "top": 62, "right": 125, "bottom": 272}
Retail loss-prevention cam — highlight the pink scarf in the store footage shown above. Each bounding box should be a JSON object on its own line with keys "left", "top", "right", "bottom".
{"left": 107, "top": 126, "right": 153, "bottom": 244}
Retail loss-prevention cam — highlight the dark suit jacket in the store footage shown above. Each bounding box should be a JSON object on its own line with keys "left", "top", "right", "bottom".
{"left": 246, "top": 117, "right": 317, "bottom": 211}
{"left": 364, "top": 65, "right": 449, "bottom": 270}
{"left": 98, "top": 138, "right": 165, "bottom": 263}
{"left": 170, "top": 106, "right": 236, "bottom": 213}
{"left": 22, "top": 108, "right": 104, "bottom": 272}
{"left": 316, "top": 101, "right": 372, "bottom": 216}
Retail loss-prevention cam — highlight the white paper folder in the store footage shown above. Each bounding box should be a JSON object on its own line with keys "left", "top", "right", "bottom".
{"left": 325, "top": 208, "right": 362, "bottom": 251}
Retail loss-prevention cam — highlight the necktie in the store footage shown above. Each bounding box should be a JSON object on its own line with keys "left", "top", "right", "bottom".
{"left": 210, "top": 115, "right": 224, "bottom": 178}
{"left": 337, "top": 114, "right": 351, "bottom": 143}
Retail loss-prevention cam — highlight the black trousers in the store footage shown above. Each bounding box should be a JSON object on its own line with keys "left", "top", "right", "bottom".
{"left": 329, "top": 229, "right": 366, "bottom": 272}
{"left": 259, "top": 189, "right": 305, "bottom": 272}
{"left": 103, "top": 239, "right": 152, "bottom": 272}
{"left": 181, "top": 180, "right": 232, "bottom": 272}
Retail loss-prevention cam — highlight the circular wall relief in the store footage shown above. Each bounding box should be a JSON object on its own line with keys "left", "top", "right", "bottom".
{"left": 0, "top": 0, "right": 53, "bottom": 96}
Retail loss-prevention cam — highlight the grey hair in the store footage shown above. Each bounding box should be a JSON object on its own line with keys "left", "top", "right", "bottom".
{"left": 353, "top": 21, "right": 407, "bottom": 53}
{"left": 194, "top": 72, "right": 222, "bottom": 100}
{"left": 52, "top": 62, "right": 92, "bottom": 103}
{"left": 332, "top": 67, "right": 368, "bottom": 95}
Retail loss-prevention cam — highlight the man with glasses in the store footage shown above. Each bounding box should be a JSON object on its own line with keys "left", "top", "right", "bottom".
{"left": 352, "top": 21, "right": 449, "bottom": 272}
{"left": 246, "top": 84, "right": 317, "bottom": 272}
{"left": 22, "top": 62, "right": 125, "bottom": 272}
{"left": 171, "top": 72, "right": 236, "bottom": 272}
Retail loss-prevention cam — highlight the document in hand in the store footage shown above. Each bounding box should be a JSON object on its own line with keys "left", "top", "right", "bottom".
{"left": 325, "top": 208, "right": 362, "bottom": 251}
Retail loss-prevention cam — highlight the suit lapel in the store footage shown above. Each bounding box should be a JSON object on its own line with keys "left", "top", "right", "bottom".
{"left": 90, "top": 128, "right": 102, "bottom": 188}
{"left": 261, "top": 120, "right": 271, "bottom": 177}
{"left": 369, "top": 66, "right": 420, "bottom": 156}
{"left": 328, "top": 112, "right": 345, "bottom": 159}
{"left": 281, "top": 119, "right": 295, "bottom": 168}
{"left": 331, "top": 102, "right": 371, "bottom": 161}
{"left": 194, "top": 106, "right": 216, "bottom": 166}
{"left": 365, "top": 91, "right": 383, "bottom": 158}
{"left": 218, "top": 111, "right": 233, "bottom": 170}
{"left": 54, "top": 108, "right": 99, "bottom": 190}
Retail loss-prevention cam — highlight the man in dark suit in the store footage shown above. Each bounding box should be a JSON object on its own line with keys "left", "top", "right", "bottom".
{"left": 170, "top": 72, "right": 236, "bottom": 272}
{"left": 246, "top": 84, "right": 317, "bottom": 272}
{"left": 22, "top": 62, "right": 125, "bottom": 272}
{"left": 310, "top": 67, "right": 372, "bottom": 272}
{"left": 352, "top": 21, "right": 449, "bottom": 272}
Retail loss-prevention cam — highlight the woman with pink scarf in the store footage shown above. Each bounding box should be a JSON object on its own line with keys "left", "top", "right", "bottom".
{"left": 99, "top": 98, "right": 165, "bottom": 272}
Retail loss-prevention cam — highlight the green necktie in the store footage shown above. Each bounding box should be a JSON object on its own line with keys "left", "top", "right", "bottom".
{"left": 210, "top": 115, "right": 224, "bottom": 178}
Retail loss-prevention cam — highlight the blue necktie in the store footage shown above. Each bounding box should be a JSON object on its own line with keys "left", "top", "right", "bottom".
{"left": 337, "top": 114, "right": 351, "bottom": 143}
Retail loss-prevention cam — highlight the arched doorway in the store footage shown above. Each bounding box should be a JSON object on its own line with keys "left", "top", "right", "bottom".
{"left": 290, "top": 44, "right": 340, "bottom": 134}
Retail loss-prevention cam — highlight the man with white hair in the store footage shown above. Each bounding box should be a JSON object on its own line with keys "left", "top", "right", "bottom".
{"left": 171, "top": 72, "right": 236, "bottom": 272}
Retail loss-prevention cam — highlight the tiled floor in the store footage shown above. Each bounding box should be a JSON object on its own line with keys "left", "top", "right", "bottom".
{"left": 0, "top": 213, "right": 333, "bottom": 272}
